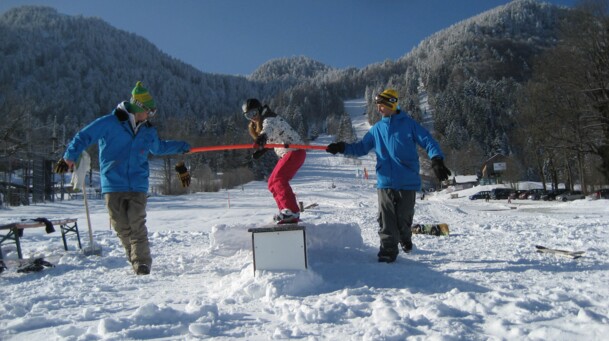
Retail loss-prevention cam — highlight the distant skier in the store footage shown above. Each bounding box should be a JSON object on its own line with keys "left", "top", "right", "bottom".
{"left": 242, "top": 98, "right": 306, "bottom": 224}
{"left": 326, "top": 89, "right": 451, "bottom": 263}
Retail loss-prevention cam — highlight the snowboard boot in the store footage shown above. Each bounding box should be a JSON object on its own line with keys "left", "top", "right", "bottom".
{"left": 400, "top": 239, "right": 414, "bottom": 253}
{"left": 377, "top": 247, "right": 398, "bottom": 263}
{"left": 135, "top": 264, "right": 150, "bottom": 275}
{"left": 377, "top": 254, "right": 397, "bottom": 263}
{"left": 273, "top": 209, "right": 300, "bottom": 224}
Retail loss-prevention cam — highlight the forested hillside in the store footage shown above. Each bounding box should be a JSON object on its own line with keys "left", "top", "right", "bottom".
{"left": 2, "top": 0, "right": 607, "bottom": 196}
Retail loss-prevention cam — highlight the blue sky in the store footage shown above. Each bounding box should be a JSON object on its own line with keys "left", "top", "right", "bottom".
{"left": 1, "top": 0, "right": 576, "bottom": 76}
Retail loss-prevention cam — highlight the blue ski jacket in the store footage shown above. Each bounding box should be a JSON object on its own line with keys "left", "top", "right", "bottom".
{"left": 344, "top": 111, "right": 444, "bottom": 190}
{"left": 64, "top": 102, "right": 190, "bottom": 194}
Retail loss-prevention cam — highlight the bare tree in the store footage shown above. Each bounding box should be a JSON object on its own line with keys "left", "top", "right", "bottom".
{"left": 559, "top": 0, "right": 609, "bottom": 182}
{"left": 515, "top": 0, "right": 609, "bottom": 191}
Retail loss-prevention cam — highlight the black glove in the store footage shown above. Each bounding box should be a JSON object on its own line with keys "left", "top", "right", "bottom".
{"left": 17, "top": 257, "right": 54, "bottom": 273}
{"left": 53, "top": 158, "right": 71, "bottom": 174}
{"left": 34, "top": 217, "right": 55, "bottom": 234}
{"left": 255, "top": 134, "right": 267, "bottom": 148}
{"left": 326, "top": 142, "right": 346, "bottom": 155}
{"left": 174, "top": 162, "right": 191, "bottom": 187}
{"left": 431, "top": 157, "right": 451, "bottom": 181}
{"left": 252, "top": 149, "right": 268, "bottom": 160}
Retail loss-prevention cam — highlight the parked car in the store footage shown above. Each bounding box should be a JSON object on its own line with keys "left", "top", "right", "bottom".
{"left": 469, "top": 191, "right": 490, "bottom": 200}
{"left": 490, "top": 188, "right": 514, "bottom": 200}
{"left": 541, "top": 189, "right": 567, "bottom": 201}
{"left": 518, "top": 190, "right": 531, "bottom": 199}
{"left": 527, "top": 189, "right": 547, "bottom": 200}
{"left": 509, "top": 190, "right": 525, "bottom": 200}
{"left": 555, "top": 190, "right": 585, "bottom": 202}
{"left": 593, "top": 188, "right": 609, "bottom": 199}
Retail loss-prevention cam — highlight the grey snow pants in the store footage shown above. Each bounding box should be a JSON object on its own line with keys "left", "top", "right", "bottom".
{"left": 377, "top": 189, "right": 416, "bottom": 255}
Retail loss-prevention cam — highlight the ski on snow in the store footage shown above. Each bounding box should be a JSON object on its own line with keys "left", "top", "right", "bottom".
{"left": 535, "top": 245, "right": 585, "bottom": 259}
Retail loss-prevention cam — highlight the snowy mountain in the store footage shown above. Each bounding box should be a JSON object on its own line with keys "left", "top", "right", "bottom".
{"left": 1, "top": 100, "right": 608, "bottom": 340}
{"left": 1, "top": 3, "right": 572, "bottom": 149}
{"left": 0, "top": 6, "right": 254, "bottom": 121}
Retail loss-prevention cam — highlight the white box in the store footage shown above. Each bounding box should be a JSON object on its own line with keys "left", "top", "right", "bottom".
{"left": 248, "top": 225, "right": 307, "bottom": 272}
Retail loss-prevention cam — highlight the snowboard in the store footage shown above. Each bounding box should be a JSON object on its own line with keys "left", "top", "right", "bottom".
{"left": 277, "top": 218, "right": 302, "bottom": 225}
{"left": 535, "top": 245, "right": 585, "bottom": 259}
{"left": 411, "top": 223, "right": 449, "bottom": 236}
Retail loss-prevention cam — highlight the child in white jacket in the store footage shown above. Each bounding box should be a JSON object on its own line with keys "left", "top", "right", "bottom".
{"left": 242, "top": 98, "right": 306, "bottom": 224}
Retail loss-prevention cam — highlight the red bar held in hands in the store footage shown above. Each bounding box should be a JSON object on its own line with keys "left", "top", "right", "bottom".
{"left": 188, "top": 143, "right": 327, "bottom": 154}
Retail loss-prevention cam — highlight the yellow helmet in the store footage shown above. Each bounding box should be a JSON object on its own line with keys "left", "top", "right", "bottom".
{"left": 374, "top": 89, "right": 399, "bottom": 111}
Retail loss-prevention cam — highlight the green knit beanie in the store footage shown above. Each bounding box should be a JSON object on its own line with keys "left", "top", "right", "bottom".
{"left": 130, "top": 81, "right": 156, "bottom": 113}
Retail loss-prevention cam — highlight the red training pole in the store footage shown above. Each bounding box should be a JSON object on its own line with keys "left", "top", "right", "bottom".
{"left": 188, "top": 143, "right": 327, "bottom": 154}
{"left": 188, "top": 144, "right": 253, "bottom": 153}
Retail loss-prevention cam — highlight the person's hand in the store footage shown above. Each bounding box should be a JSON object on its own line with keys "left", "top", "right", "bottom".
{"left": 174, "top": 162, "right": 191, "bottom": 187}
{"left": 431, "top": 157, "right": 451, "bottom": 181}
{"left": 252, "top": 149, "right": 267, "bottom": 160}
{"left": 53, "top": 158, "right": 73, "bottom": 173}
{"left": 326, "top": 142, "right": 345, "bottom": 155}
{"left": 255, "top": 134, "right": 267, "bottom": 148}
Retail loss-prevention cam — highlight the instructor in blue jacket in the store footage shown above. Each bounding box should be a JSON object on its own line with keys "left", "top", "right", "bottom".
{"left": 54, "top": 81, "right": 191, "bottom": 275}
{"left": 326, "top": 89, "right": 451, "bottom": 263}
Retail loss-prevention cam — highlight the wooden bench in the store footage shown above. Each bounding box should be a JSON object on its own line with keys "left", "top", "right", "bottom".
{"left": 0, "top": 218, "right": 81, "bottom": 260}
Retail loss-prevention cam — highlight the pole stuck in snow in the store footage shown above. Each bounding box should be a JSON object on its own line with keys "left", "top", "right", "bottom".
{"left": 72, "top": 152, "right": 102, "bottom": 256}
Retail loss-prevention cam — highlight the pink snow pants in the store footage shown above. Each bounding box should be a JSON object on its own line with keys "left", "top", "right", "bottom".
{"left": 268, "top": 149, "right": 306, "bottom": 213}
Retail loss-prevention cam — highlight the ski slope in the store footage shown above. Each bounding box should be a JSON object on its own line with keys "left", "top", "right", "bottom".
{"left": 1, "top": 100, "right": 608, "bottom": 340}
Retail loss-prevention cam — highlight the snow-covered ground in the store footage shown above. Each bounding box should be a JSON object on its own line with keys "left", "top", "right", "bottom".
{"left": 1, "top": 100, "right": 608, "bottom": 340}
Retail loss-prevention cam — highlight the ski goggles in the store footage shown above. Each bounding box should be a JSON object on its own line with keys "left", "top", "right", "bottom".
{"left": 374, "top": 94, "right": 398, "bottom": 108}
{"left": 243, "top": 108, "right": 260, "bottom": 121}
{"left": 131, "top": 98, "right": 157, "bottom": 117}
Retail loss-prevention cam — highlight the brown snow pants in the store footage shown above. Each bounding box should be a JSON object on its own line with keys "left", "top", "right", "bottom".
{"left": 105, "top": 192, "right": 152, "bottom": 271}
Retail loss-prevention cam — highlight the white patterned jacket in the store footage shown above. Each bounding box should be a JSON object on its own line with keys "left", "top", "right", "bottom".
{"left": 260, "top": 115, "right": 304, "bottom": 158}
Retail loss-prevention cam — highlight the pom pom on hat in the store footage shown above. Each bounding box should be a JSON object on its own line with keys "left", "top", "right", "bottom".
{"left": 130, "top": 81, "right": 156, "bottom": 113}
{"left": 375, "top": 89, "right": 399, "bottom": 111}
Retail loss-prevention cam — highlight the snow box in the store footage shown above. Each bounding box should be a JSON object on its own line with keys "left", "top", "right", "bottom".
{"left": 247, "top": 225, "right": 307, "bottom": 272}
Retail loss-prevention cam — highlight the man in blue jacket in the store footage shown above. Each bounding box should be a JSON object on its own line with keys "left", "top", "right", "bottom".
{"left": 55, "top": 82, "right": 191, "bottom": 275}
{"left": 326, "top": 89, "right": 451, "bottom": 263}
